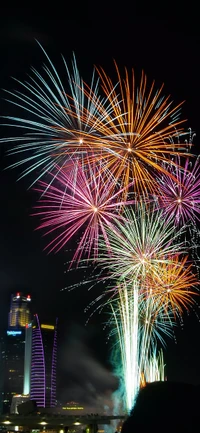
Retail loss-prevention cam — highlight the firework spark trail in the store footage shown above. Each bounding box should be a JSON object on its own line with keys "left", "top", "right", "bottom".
{"left": 109, "top": 284, "right": 169, "bottom": 411}
{"left": 105, "top": 252, "right": 199, "bottom": 411}
{"left": 110, "top": 282, "right": 140, "bottom": 411}
{"left": 143, "top": 349, "right": 165, "bottom": 384}
{"left": 96, "top": 203, "right": 199, "bottom": 411}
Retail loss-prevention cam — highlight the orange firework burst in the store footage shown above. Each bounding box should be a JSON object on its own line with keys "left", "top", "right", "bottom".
{"left": 148, "top": 255, "right": 199, "bottom": 318}
{"left": 63, "top": 64, "right": 191, "bottom": 197}
{"left": 91, "top": 65, "right": 190, "bottom": 196}
{"left": 2, "top": 47, "right": 191, "bottom": 198}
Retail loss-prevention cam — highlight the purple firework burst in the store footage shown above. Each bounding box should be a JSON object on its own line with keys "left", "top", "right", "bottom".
{"left": 34, "top": 157, "right": 134, "bottom": 266}
{"left": 156, "top": 155, "right": 200, "bottom": 225}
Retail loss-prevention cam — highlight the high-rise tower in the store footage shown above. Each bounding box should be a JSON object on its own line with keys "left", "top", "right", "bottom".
{"left": 8, "top": 293, "right": 31, "bottom": 329}
{"left": 0, "top": 293, "right": 32, "bottom": 413}
{"left": 1, "top": 329, "right": 26, "bottom": 413}
{"left": 30, "top": 314, "right": 57, "bottom": 407}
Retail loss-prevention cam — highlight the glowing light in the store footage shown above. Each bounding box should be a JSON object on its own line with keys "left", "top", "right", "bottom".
{"left": 62, "top": 406, "right": 84, "bottom": 410}
{"left": 41, "top": 324, "right": 55, "bottom": 330}
{"left": 7, "top": 331, "right": 22, "bottom": 336}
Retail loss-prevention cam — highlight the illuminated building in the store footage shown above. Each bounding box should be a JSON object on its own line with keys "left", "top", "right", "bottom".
{"left": 8, "top": 293, "right": 31, "bottom": 329}
{"left": 30, "top": 314, "right": 57, "bottom": 407}
{"left": 0, "top": 293, "right": 33, "bottom": 414}
{"left": 2, "top": 330, "right": 25, "bottom": 413}
{"left": 23, "top": 323, "right": 32, "bottom": 395}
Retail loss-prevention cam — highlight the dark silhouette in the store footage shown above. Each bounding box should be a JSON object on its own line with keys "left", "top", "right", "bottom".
{"left": 121, "top": 381, "right": 198, "bottom": 433}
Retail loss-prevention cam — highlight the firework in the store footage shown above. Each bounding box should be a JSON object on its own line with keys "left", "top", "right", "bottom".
{"left": 107, "top": 279, "right": 172, "bottom": 411}
{"left": 105, "top": 250, "right": 198, "bottom": 411}
{"left": 1, "top": 46, "right": 192, "bottom": 199}
{"left": 1, "top": 46, "right": 199, "bottom": 417}
{"left": 156, "top": 154, "right": 200, "bottom": 225}
{"left": 34, "top": 156, "right": 134, "bottom": 264}
{"left": 97, "top": 203, "right": 186, "bottom": 284}
{"left": 147, "top": 255, "right": 198, "bottom": 318}
{"left": 141, "top": 348, "right": 166, "bottom": 385}
{"left": 89, "top": 64, "right": 190, "bottom": 197}
{"left": 1, "top": 45, "right": 108, "bottom": 184}
{"left": 109, "top": 281, "right": 140, "bottom": 411}
{"left": 96, "top": 201, "right": 199, "bottom": 412}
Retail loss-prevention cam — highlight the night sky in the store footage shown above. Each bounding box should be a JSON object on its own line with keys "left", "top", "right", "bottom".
{"left": 0, "top": 6, "right": 200, "bottom": 407}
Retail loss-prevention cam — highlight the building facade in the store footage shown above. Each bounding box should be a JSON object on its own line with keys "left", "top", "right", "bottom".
{"left": 23, "top": 323, "right": 32, "bottom": 395}
{"left": 1, "top": 329, "right": 25, "bottom": 413}
{"left": 30, "top": 314, "right": 57, "bottom": 407}
{"left": 0, "top": 293, "right": 32, "bottom": 413}
{"left": 8, "top": 293, "right": 31, "bottom": 328}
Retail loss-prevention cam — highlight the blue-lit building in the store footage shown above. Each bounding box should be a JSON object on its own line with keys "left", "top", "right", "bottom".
{"left": 0, "top": 293, "right": 32, "bottom": 413}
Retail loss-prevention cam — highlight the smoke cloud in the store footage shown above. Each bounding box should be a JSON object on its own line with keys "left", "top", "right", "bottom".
{"left": 58, "top": 323, "right": 119, "bottom": 414}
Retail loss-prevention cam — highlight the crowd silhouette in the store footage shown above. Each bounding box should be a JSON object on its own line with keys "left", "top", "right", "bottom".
{"left": 121, "top": 381, "right": 199, "bottom": 432}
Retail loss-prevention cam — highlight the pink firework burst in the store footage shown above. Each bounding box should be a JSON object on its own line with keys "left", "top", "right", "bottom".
{"left": 34, "top": 157, "right": 134, "bottom": 266}
{"left": 156, "top": 155, "right": 200, "bottom": 225}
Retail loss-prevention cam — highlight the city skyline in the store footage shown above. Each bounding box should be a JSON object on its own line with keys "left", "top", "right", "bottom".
{"left": 0, "top": 292, "right": 58, "bottom": 413}
{"left": 0, "top": 7, "right": 200, "bottom": 412}
{"left": 0, "top": 290, "right": 117, "bottom": 414}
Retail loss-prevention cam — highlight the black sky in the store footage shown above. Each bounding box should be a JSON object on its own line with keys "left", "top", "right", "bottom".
{"left": 0, "top": 6, "right": 200, "bottom": 401}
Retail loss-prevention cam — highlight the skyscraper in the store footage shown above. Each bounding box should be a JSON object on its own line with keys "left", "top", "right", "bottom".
{"left": 0, "top": 293, "right": 32, "bottom": 413}
{"left": 30, "top": 314, "right": 57, "bottom": 407}
{"left": 1, "top": 329, "right": 25, "bottom": 413}
{"left": 8, "top": 292, "right": 31, "bottom": 328}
